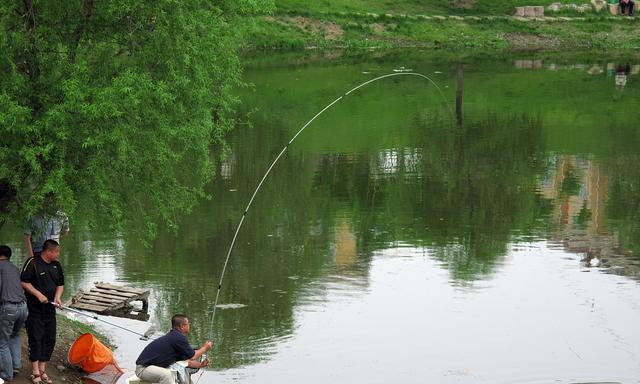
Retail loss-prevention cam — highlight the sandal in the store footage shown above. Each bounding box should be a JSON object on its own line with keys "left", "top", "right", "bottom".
{"left": 40, "top": 372, "right": 53, "bottom": 384}
{"left": 30, "top": 373, "right": 42, "bottom": 384}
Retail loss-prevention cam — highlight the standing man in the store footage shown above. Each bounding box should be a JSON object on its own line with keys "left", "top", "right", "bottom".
{"left": 620, "top": 0, "right": 635, "bottom": 15}
{"left": 20, "top": 240, "right": 64, "bottom": 384}
{"left": 135, "top": 314, "right": 212, "bottom": 384}
{"left": 23, "top": 210, "right": 69, "bottom": 258}
{"left": 0, "top": 245, "right": 28, "bottom": 382}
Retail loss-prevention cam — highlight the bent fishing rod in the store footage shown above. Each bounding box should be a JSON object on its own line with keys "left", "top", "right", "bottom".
{"left": 207, "top": 72, "right": 452, "bottom": 339}
{"left": 52, "top": 302, "right": 152, "bottom": 340}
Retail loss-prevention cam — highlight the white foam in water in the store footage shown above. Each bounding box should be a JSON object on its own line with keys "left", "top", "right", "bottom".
{"left": 215, "top": 303, "right": 247, "bottom": 310}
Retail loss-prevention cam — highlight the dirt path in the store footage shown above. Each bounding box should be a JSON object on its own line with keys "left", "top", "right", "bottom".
{"left": 7, "top": 316, "right": 112, "bottom": 384}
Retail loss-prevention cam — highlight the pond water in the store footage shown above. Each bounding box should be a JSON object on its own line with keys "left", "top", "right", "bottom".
{"left": 2, "top": 51, "right": 640, "bottom": 383}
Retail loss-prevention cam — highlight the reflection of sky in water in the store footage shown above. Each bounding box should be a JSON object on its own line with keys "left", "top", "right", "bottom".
{"left": 75, "top": 240, "right": 640, "bottom": 384}
{"left": 75, "top": 239, "right": 125, "bottom": 286}
{"left": 202, "top": 242, "right": 639, "bottom": 384}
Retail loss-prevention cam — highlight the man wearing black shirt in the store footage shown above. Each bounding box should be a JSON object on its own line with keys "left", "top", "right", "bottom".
{"left": 21, "top": 239, "right": 64, "bottom": 384}
{"left": 135, "top": 314, "right": 212, "bottom": 384}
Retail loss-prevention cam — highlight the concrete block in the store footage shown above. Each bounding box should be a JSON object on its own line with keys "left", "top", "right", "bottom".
{"left": 591, "top": 0, "right": 606, "bottom": 13}
{"left": 524, "top": 6, "right": 537, "bottom": 17}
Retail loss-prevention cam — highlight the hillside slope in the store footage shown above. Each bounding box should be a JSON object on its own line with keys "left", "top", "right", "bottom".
{"left": 241, "top": 1, "right": 640, "bottom": 51}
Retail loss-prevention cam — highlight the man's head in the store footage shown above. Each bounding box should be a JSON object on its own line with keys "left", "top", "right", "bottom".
{"left": 172, "top": 314, "right": 190, "bottom": 334}
{"left": 41, "top": 239, "right": 60, "bottom": 262}
{"left": 0, "top": 244, "right": 11, "bottom": 259}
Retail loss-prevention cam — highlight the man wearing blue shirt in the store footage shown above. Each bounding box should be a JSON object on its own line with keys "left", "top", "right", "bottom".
{"left": 135, "top": 314, "right": 212, "bottom": 384}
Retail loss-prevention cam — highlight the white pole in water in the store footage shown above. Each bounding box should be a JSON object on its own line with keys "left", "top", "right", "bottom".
{"left": 207, "top": 71, "right": 453, "bottom": 339}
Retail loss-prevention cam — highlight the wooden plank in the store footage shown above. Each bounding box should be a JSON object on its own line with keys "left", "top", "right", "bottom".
{"left": 90, "top": 287, "right": 139, "bottom": 298}
{"left": 75, "top": 296, "right": 128, "bottom": 311}
{"left": 95, "top": 283, "right": 149, "bottom": 295}
{"left": 76, "top": 294, "right": 132, "bottom": 309}
{"left": 78, "top": 301, "right": 125, "bottom": 311}
{"left": 70, "top": 302, "right": 111, "bottom": 312}
{"left": 76, "top": 295, "right": 121, "bottom": 305}
{"left": 76, "top": 293, "right": 122, "bottom": 304}
{"left": 89, "top": 287, "right": 138, "bottom": 298}
{"left": 68, "top": 283, "right": 150, "bottom": 317}
{"left": 84, "top": 290, "right": 136, "bottom": 301}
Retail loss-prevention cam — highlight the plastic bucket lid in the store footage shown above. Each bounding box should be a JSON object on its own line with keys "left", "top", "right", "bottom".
{"left": 68, "top": 333, "right": 116, "bottom": 373}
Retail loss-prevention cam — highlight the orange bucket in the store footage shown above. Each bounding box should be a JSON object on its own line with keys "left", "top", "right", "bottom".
{"left": 68, "top": 333, "right": 118, "bottom": 373}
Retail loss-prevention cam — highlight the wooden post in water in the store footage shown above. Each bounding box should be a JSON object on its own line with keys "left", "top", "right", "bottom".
{"left": 456, "top": 65, "right": 463, "bottom": 126}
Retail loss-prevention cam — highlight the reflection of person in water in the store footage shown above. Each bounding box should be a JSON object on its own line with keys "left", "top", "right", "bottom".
{"left": 615, "top": 63, "right": 630, "bottom": 92}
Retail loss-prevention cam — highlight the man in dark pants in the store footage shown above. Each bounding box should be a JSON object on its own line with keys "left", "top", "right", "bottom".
{"left": 135, "top": 314, "right": 212, "bottom": 384}
{"left": 21, "top": 240, "right": 64, "bottom": 384}
{"left": 620, "top": 0, "right": 635, "bottom": 15}
{"left": 0, "top": 245, "right": 28, "bottom": 382}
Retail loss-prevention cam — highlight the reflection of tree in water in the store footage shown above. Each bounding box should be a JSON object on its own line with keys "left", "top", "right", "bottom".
{"left": 414, "top": 112, "right": 548, "bottom": 281}
{"left": 312, "top": 111, "right": 548, "bottom": 282}
{"left": 559, "top": 169, "right": 582, "bottom": 197}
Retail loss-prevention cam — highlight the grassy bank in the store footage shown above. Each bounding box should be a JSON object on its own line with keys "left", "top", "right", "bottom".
{"left": 11, "top": 315, "right": 113, "bottom": 384}
{"left": 241, "top": 1, "right": 640, "bottom": 51}
{"left": 275, "top": 0, "right": 587, "bottom": 15}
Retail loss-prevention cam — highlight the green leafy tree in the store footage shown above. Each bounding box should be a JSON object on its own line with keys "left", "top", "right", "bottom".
{"left": 0, "top": 0, "right": 274, "bottom": 236}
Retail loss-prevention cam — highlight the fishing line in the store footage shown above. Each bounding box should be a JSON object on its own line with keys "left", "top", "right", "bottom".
{"left": 208, "top": 71, "right": 452, "bottom": 339}
{"left": 53, "top": 302, "right": 152, "bottom": 340}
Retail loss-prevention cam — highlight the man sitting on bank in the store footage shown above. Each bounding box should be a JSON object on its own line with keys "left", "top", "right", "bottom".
{"left": 135, "top": 314, "right": 212, "bottom": 384}
{"left": 620, "top": 0, "right": 635, "bottom": 16}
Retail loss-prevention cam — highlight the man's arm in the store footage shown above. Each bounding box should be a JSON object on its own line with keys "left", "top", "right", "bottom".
{"left": 187, "top": 359, "right": 209, "bottom": 369}
{"left": 22, "top": 282, "right": 48, "bottom": 304}
{"left": 188, "top": 341, "right": 213, "bottom": 368}
{"left": 54, "top": 285, "right": 64, "bottom": 307}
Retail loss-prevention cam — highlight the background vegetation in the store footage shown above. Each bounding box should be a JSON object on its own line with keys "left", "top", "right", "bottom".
{"left": 0, "top": 1, "right": 274, "bottom": 237}
{"left": 242, "top": 0, "right": 640, "bottom": 50}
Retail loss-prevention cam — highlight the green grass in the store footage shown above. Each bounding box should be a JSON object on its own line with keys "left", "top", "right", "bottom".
{"left": 239, "top": 1, "right": 640, "bottom": 51}
{"left": 241, "top": 14, "right": 640, "bottom": 51}
{"left": 276, "top": 0, "right": 588, "bottom": 15}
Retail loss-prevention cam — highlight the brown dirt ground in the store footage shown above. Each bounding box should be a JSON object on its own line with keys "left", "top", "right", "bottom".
{"left": 8, "top": 316, "right": 113, "bottom": 384}
{"left": 451, "top": 0, "right": 477, "bottom": 9}
{"left": 267, "top": 15, "right": 344, "bottom": 40}
{"left": 504, "top": 32, "right": 563, "bottom": 50}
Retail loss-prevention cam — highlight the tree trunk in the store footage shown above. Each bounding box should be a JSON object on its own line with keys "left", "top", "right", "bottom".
{"left": 22, "top": 0, "right": 42, "bottom": 115}
{"left": 70, "top": 0, "right": 95, "bottom": 62}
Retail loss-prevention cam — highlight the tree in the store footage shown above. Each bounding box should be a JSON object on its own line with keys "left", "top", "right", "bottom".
{"left": 0, "top": 0, "right": 274, "bottom": 236}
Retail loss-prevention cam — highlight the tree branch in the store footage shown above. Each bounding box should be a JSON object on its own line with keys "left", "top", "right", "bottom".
{"left": 70, "top": 0, "right": 95, "bottom": 62}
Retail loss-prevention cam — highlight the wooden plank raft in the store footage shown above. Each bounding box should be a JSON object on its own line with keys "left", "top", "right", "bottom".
{"left": 68, "top": 282, "right": 150, "bottom": 320}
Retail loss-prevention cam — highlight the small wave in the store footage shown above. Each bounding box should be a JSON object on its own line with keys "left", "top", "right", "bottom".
{"left": 215, "top": 303, "right": 247, "bottom": 310}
